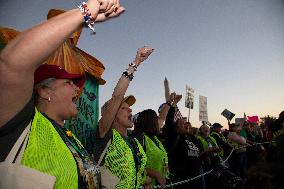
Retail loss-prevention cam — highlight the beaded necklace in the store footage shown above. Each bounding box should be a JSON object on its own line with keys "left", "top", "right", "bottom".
{"left": 52, "top": 121, "right": 100, "bottom": 189}
{"left": 55, "top": 126, "right": 89, "bottom": 160}
{"left": 124, "top": 136, "right": 144, "bottom": 188}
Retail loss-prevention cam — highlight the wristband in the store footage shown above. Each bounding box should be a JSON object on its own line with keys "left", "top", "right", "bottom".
{"left": 122, "top": 71, "right": 134, "bottom": 81}
{"left": 129, "top": 62, "right": 138, "bottom": 71}
{"left": 78, "top": 2, "right": 96, "bottom": 33}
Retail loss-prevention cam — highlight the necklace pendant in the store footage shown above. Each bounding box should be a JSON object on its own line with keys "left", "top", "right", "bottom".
{"left": 66, "top": 130, "right": 72, "bottom": 137}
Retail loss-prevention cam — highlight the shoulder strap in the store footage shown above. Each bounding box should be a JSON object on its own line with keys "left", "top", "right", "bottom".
{"left": 5, "top": 121, "right": 32, "bottom": 164}
{"left": 98, "top": 139, "right": 111, "bottom": 166}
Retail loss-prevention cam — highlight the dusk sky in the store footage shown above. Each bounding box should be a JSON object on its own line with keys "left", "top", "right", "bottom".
{"left": 1, "top": 0, "right": 283, "bottom": 128}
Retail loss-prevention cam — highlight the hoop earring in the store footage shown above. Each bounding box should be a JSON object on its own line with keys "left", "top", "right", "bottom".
{"left": 48, "top": 97, "right": 51, "bottom": 102}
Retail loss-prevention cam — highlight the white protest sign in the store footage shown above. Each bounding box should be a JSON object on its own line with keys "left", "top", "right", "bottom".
{"left": 199, "top": 95, "right": 208, "bottom": 121}
{"left": 185, "top": 85, "right": 194, "bottom": 109}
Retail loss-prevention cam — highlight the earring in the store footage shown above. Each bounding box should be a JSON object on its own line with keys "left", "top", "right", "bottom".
{"left": 48, "top": 97, "right": 51, "bottom": 102}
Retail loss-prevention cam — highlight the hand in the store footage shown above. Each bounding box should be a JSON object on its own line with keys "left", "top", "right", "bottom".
{"left": 164, "top": 77, "right": 168, "bottom": 84}
{"left": 86, "top": 0, "right": 101, "bottom": 18}
{"left": 172, "top": 94, "right": 182, "bottom": 106}
{"left": 143, "top": 176, "right": 152, "bottom": 189}
{"left": 169, "top": 92, "right": 176, "bottom": 104}
{"left": 97, "top": 0, "right": 117, "bottom": 12}
{"left": 95, "top": 6, "right": 125, "bottom": 22}
{"left": 175, "top": 94, "right": 182, "bottom": 103}
{"left": 164, "top": 77, "right": 170, "bottom": 102}
{"left": 155, "top": 174, "right": 166, "bottom": 188}
{"left": 143, "top": 185, "right": 152, "bottom": 189}
{"left": 87, "top": 0, "right": 125, "bottom": 22}
{"left": 133, "top": 46, "right": 154, "bottom": 66}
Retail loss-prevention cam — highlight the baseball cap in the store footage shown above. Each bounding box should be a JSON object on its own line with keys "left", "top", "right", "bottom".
{"left": 34, "top": 64, "right": 85, "bottom": 88}
{"left": 212, "top": 123, "right": 223, "bottom": 129}
{"left": 101, "top": 95, "right": 136, "bottom": 115}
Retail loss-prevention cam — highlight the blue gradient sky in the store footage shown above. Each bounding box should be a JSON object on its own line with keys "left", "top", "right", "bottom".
{"left": 1, "top": 0, "right": 283, "bottom": 128}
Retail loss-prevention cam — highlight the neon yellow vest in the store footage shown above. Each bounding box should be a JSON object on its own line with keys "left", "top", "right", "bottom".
{"left": 104, "top": 129, "right": 147, "bottom": 189}
{"left": 197, "top": 135, "right": 221, "bottom": 157}
{"left": 22, "top": 108, "right": 78, "bottom": 189}
{"left": 144, "top": 135, "right": 169, "bottom": 183}
{"left": 210, "top": 132, "right": 225, "bottom": 157}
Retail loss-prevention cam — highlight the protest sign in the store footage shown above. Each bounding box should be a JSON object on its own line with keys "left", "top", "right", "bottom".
{"left": 185, "top": 85, "right": 194, "bottom": 109}
{"left": 221, "top": 109, "right": 235, "bottom": 121}
{"left": 199, "top": 95, "right": 208, "bottom": 122}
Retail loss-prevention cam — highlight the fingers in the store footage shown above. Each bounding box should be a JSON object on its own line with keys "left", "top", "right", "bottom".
{"left": 98, "top": 0, "right": 120, "bottom": 15}
{"left": 97, "top": 0, "right": 111, "bottom": 12}
{"left": 170, "top": 92, "right": 176, "bottom": 98}
{"left": 106, "top": 0, "right": 115, "bottom": 11}
{"left": 176, "top": 94, "right": 182, "bottom": 100}
{"left": 105, "top": 6, "right": 125, "bottom": 18}
{"left": 91, "top": 0, "right": 125, "bottom": 22}
{"left": 133, "top": 46, "right": 154, "bottom": 64}
{"left": 138, "top": 46, "right": 154, "bottom": 60}
{"left": 104, "top": 4, "right": 116, "bottom": 17}
{"left": 139, "top": 46, "right": 155, "bottom": 54}
{"left": 94, "top": 6, "right": 125, "bottom": 22}
{"left": 85, "top": 0, "right": 101, "bottom": 15}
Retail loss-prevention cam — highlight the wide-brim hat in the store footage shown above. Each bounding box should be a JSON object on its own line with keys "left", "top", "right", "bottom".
{"left": 46, "top": 9, "right": 106, "bottom": 85}
{"left": 34, "top": 64, "right": 85, "bottom": 88}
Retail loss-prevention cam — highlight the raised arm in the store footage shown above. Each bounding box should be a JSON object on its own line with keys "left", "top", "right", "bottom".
{"left": 158, "top": 92, "right": 176, "bottom": 128}
{"left": 98, "top": 46, "right": 154, "bottom": 138}
{"left": 164, "top": 77, "right": 170, "bottom": 102}
{"left": 0, "top": 0, "right": 125, "bottom": 127}
{"left": 229, "top": 132, "right": 247, "bottom": 145}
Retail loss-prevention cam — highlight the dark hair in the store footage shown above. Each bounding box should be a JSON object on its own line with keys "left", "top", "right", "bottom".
{"left": 270, "top": 119, "right": 283, "bottom": 132}
{"left": 279, "top": 111, "right": 284, "bottom": 120}
{"left": 212, "top": 122, "right": 222, "bottom": 129}
{"left": 185, "top": 121, "right": 191, "bottom": 126}
{"left": 229, "top": 123, "right": 238, "bottom": 131}
{"left": 134, "top": 109, "right": 159, "bottom": 136}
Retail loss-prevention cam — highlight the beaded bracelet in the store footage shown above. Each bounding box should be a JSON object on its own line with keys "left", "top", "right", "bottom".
{"left": 129, "top": 62, "right": 138, "bottom": 71}
{"left": 78, "top": 2, "right": 96, "bottom": 33}
{"left": 122, "top": 71, "right": 134, "bottom": 81}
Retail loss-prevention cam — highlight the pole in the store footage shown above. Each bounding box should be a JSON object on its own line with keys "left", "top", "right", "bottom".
{"left": 188, "top": 108, "right": 190, "bottom": 122}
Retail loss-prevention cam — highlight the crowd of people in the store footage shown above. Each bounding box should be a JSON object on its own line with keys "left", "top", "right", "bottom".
{"left": 0, "top": 0, "right": 283, "bottom": 188}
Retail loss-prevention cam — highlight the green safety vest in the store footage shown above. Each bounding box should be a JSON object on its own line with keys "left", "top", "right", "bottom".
{"left": 144, "top": 135, "right": 169, "bottom": 184}
{"left": 104, "top": 129, "right": 147, "bottom": 189}
{"left": 197, "top": 135, "right": 222, "bottom": 157}
{"left": 210, "top": 132, "right": 225, "bottom": 157}
{"left": 22, "top": 108, "right": 78, "bottom": 189}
